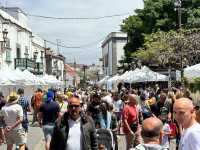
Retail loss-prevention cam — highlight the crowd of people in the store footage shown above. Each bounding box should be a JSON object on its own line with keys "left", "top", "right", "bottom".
{"left": 0, "top": 84, "right": 200, "bottom": 150}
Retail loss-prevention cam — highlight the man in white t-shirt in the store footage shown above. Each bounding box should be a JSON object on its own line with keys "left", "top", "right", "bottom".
{"left": 0, "top": 92, "right": 25, "bottom": 150}
{"left": 174, "top": 98, "right": 200, "bottom": 150}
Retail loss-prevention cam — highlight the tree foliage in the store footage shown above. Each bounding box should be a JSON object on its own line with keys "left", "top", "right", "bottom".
{"left": 189, "top": 77, "right": 200, "bottom": 93}
{"left": 120, "top": 0, "right": 200, "bottom": 65}
{"left": 133, "top": 29, "right": 200, "bottom": 69}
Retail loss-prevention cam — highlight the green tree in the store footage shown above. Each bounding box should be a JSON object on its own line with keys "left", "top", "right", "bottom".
{"left": 120, "top": 0, "right": 200, "bottom": 68}
{"left": 133, "top": 29, "right": 200, "bottom": 69}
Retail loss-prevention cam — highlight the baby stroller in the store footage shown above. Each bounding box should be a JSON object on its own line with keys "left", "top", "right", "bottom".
{"left": 96, "top": 128, "right": 115, "bottom": 150}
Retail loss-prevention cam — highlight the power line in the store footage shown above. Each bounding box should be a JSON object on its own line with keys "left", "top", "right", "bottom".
{"left": 45, "top": 38, "right": 103, "bottom": 49}
{"left": 27, "top": 12, "right": 131, "bottom": 20}
{"left": 2, "top": 7, "right": 131, "bottom": 20}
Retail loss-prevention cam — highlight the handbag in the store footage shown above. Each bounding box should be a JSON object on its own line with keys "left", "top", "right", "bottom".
{"left": 130, "top": 121, "right": 138, "bottom": 132}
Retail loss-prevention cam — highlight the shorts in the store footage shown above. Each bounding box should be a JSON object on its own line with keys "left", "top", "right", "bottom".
{"left": 42, "top": 123, "right": 54, "bottom": 141}
{"left": 5, "top": 128, "right": 26, "bottom": 146}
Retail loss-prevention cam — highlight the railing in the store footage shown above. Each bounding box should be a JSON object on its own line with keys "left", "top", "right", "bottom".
{"left": 14, "top": 58, "right": 35, "bottom": 72}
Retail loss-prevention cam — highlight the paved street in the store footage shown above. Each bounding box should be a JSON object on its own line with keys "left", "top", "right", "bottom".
{"left": 0, "top": 114, "right": 126, "bottom": 150}
{"left": 0, "top": 126, "right": 44, "bottom": 150}
{"left": 0, "top": 127, "right": 126, "bottom": 150}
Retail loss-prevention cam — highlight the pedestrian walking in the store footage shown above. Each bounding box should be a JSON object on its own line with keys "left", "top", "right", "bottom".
{"left": 122, "top": 94, "right": 140, "bottom": 149}
{"left": 50, "top": 96, "right": 98, "bottom": 150}
{"left": 17, "top": 88, "right": 31, "bottom": 149}
{"left": 31, "top": 88, "right": 43, "bottom": 124}
{"left": 0, "top": 92, "right": 26, "bottom": 150}
{"left": 0, "top": 91, "right": 6, "bottom": 144}
{"left": 38, "top": 91, "right": 60, "bottom": 150}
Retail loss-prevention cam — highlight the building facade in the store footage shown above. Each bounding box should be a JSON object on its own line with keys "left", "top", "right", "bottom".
{"left": 0, "top": 7, "right": 66, "bottom": 81}
{"left": 102, "top": 32, "right": 127, "bottom": 76}
{"left": 0, "top": 7, "right": 33, "bottom": 70}
{"left": 45, "top": 48, "right": 65, "bottom": 81}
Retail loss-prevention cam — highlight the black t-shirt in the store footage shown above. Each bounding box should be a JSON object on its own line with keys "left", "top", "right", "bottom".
{"left": 151, "top": 100, "right": 171, "bottom": 117}
{"left": 87, "top": 102, "right": 100, "bottom": 120}
{"left": 39, "top": 101, "right": 60, "bottom": 125}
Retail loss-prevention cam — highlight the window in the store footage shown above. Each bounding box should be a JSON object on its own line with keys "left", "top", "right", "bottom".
{"left": 4, "top": 38, "right": 10, "bottom": 48}
{"left": 24, "top": 46, "right": 29, "bottom": 58}
{"left": 5, "top": 50, "right": 11, "bottom": 62}
{"left": 16, "top": 44, "right": 21, "bottom": 58}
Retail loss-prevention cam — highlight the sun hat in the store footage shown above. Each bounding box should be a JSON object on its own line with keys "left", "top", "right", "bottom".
{"left": 7, "top": 91, "right": 19, "bottom": 104}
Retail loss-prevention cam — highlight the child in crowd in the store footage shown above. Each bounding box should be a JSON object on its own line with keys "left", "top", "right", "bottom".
{"left": 160, "top": 107, "right": 171, "bottom": 150}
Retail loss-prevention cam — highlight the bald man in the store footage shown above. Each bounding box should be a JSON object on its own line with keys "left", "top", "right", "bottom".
{"left": 174, "top": 98, "right": 200, "bottom": 150}
{"left": 50, "top": 96, "right": 98, "bottom": 150}
{"left": 134, "top": 117, "right": 163, "bottom": 150}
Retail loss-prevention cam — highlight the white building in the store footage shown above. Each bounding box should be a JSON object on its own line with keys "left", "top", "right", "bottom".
{"left": 32, "top": 34, "right": 45, "bottom": 75}
{"left": 45, "top": 48, "right": 65, "bottom": 81}
{"left": 102, "top": 32, "right": 127, "bottom": 76}
{"left": 0, "top": 7, "right": 33, "bottom": 70}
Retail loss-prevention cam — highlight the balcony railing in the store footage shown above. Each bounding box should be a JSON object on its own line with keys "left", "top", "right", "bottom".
{"left": 14, "top": 58, "right": 44, "bottom": 74}
{"left": 15, "top": 58, "right": 35, "bottom": 72}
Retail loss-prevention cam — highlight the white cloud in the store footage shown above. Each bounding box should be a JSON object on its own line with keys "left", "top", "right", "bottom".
{"left": 6, "top": 0, "right": 143, "bottom": 64}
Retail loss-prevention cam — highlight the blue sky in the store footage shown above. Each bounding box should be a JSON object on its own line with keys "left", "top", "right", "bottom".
{"left": 2, "top": 0, "right": 143, "bottom": 65}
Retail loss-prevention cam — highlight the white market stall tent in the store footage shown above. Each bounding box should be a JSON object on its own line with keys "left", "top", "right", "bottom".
{"left": 97, "top": 76, "right": 110, "bottom": 85}
{"left": 41, "top": 74, "right": 63, "bottom": 86}
{"left": 184, "top": 63, "right": 200, "bottom": 79}
{"left": 120, "top": 66, "right": 168, "bottom": 83}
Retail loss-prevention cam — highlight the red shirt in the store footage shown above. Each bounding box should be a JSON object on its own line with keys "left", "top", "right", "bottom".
{"left": 122, "top": 104, "right": 137, "bottom": 133}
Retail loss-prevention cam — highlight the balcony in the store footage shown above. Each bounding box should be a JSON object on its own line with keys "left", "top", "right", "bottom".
{"left": 14, "top": 58, "right": 35, "bottom": 72}
{"left": 15, "top": 58, "right": 44, "bottom": 75}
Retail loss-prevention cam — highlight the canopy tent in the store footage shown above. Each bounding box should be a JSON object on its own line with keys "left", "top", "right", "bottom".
{"left": 184, "top": 63, "right": 200, "bottom": 78}
{"left": 97, "top": 76, "right": 110, "bottom": 85}
{"left": 0, "top": 68, "right": 63, "bottom": 86}
{"left": 107, "top": 74, "right": 122, "bottom": 83}
{"left": 41, "top": 74, "right": 63, "bottom": 85}
{"left": 138, "top": 66, "right": 168, "bottom": 82}
{"left": 0, "top": 68, "right": 24, "bottom": 85}
{"left": 120, "top": 66, "right": 168, "bottom": 83}
{"left": 122, "top": 68, "right": 141, "bottom": 83}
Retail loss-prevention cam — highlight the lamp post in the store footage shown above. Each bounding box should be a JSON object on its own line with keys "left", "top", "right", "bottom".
{"left": 174, "top": 0, "right": 184, "bottom": 85}
{"left": 0, "top": 27, "right": 8, "bottom": 69}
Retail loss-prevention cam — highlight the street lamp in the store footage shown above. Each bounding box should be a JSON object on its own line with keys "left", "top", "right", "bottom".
{"left": 174, "top": 0, "right": 182, "bottom": 29}
{"left": 0, "top": 25, "right": 8, "bottom": 69}
{"left": 2, "top": 29, "right": 8, "bottom": 42}
{"left": 174, "top": 0, "right": 184, "bottom": 85}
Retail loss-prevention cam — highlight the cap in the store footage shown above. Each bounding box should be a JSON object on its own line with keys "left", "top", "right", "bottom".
{"left": 160, "top": 107, "right": 168, "bottom": 116}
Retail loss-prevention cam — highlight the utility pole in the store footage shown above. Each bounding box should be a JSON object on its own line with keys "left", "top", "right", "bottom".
{"left": 56, "top": 39, "right": 61, "bottom": 54}
{"left": 44, "top": 40, "right": 47, "bottom": 75}
{"left": 83, "top": 65, "right": 87, "bottom": 88}
{"left": 73, "top": 58, "right": 76, "bottom": 87}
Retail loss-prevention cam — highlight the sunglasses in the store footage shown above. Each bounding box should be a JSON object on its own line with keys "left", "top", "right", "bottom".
{"left": 69, "top": 105, "right": 80, "bottom": 108}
